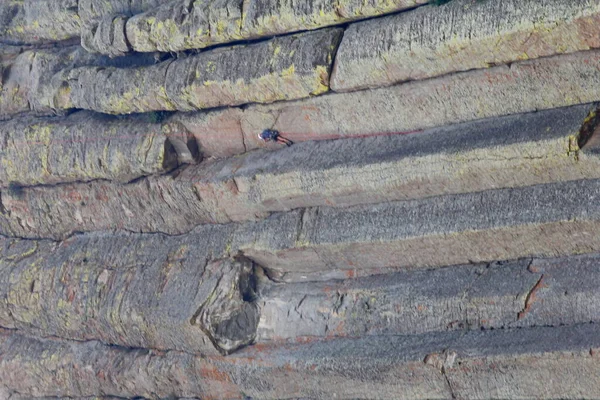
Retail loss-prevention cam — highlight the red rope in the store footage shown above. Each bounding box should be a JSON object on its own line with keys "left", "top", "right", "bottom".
{"left": 1, "top": 129, "right": 424, "bottom": 149}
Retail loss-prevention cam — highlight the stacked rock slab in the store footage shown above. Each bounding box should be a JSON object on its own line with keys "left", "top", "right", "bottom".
{"left": 3, "top": 0, "right": 600, "bottom": 399}
{"left": 0, "top": 0, "right": 80, "bottom": 45}
{"left": 2, "top": 324, "right": 600, "bottom": 398}
{"left": 331, "top": 0, "right": 600, "bottom": 90}
{"left": 2, "top": 104, "right": 600, "bottom": 239}
{"left": 0, "top": 111, "right": 199, "bottom": 186}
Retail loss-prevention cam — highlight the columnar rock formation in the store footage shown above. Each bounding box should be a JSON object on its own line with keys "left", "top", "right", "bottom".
{"left": 2, "top": 0, "right": 600, "bottom": 398}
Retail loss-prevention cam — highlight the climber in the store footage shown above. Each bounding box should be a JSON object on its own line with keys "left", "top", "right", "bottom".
{"left": 258, "top": 129, "right": 293, "bottom": 146}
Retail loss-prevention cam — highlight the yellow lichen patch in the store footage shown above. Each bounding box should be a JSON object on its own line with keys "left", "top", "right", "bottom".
{"left": 106, "top": 94, "right": 136, "bottom": 114}
{"left": 311, "top": 65, "right": 331, "bottom": 95}
{"left": 206, "top": 61, "right": 217, "bottom": 73}
{"left": 224, "top": 241, "right": 233, "bottom": 255}
{"left": 5, "top": 242, "right": 38, "bottom": 261}
{"left": 157, "top": 86, "right": 178, "bottom": 110}
{"left": 583, "top": 110, "right": 598, "bottom": 125}
{"left": 57, "top": 298, "right": 69, "bottom": 309}
{"left": 281, "top": 64, "right": 296, "bottom": 78}
{"left": 567, "top": 135, "right": 580, "bottom": 159}
{"left": 216, "top": 20, "right": 228, "bottom": 36}
{"left": 295, "top": 238, "right": 311, "bottom": 248}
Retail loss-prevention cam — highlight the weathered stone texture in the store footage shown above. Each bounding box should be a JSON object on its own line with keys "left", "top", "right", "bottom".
{"left": 6, "top": 221, "right": 600, "bottom": 352}
{"left": 3, "top": 41, "right": 599, "bottom": 124}
{"left": 4, "top": 179, "right": 600, "bottom": 278}
{"left": 233, "top": 179, "right": 600, "bottom": 275}
{"left": 4, "top": 396, "right": 125, "bottom": 400}
{"left": 0, "top": 0, "right": 80, "bottom": 45}
{"left": 0, "top": 0, "right": 426, "bottom": 55}
{"left": 124, "top": 0, "right": 428, "bottom": 54}
{"left": 0, "top": 330, "right": 224, "bottom": 398}
{"left": 2, "top": 324, "right": 600, "bottom": 399}
{"left": 332, "top": 0, "right": 600, "bottom": 91}
{"left": 259, "top": 253, "right": 600, "bottom": 340}
{"left": 3, "top": 1, "right": 600, "bottom": 397}
{"left": 0, "top": 48, "right": 52, "bottom": 118}
{"left": 0, "top": 230, "right": 260, "bottom": 355}
{"left": 514, "top": 253, "right": 600, "bottom": 328}
{"left": 0, "top": 45, "right": 161, "bottom": 119}
{"left": 81, "top": 14, "right": 132, "bottom": 57}
{"left": 442, "top": 323, "right": 600, "bottom": 399}
{"left": 1, "top": 392, "right": 128, "bottom": 400}
{"left": 169, "top": 49, "right": 600, "bottom": 158}
{"left": 167, "top": 108, "right": 247, "bottom": 158}
{"left": 78, "top": 0, "right": 171, "bottom": 24}
{"left": 259, "top": 258, "right": 537, "bottom": 340}
{"left": 78, "top": 0, "right": 169, "bottom": 55}
{"left": 1, "top": 104, "right": 598, "bottom": 239}
{"left": 65, "top": 28, "right": 340, "bottom": 114}
{"left": 242, "top": 50, "right": 600, "bottom": 148}
{"left": 0, "top": 111, "right": 199, "bottom": 187}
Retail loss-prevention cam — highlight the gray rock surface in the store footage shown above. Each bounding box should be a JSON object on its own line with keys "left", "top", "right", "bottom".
{"left": 3, "top": 178, "right": 600, "bottom": 278}
{"left": 259, "top": 258, "right": 536, "bottom": 340}
{"left": 2, "top": 323, "right": 600, "bottom": 399}
{"left": 3, "top": 38, "right": 600, "bottom": 124}
{"left": 62, "top": 28, "right": 340, "bottom": 114}
{"left": 78, "top": 0, "right": 171, "bottom": 24}
{"left": 0, "top": 0, "right": 80, "bottom": 45}
{"left": 241, "top": 50, "right": 600, "bottom": 150}
{"left": 175, "top": 49, "right": 600, "bottom": 159}
{"left": 1, "top": 104, "right": 598, "bottom": 239}
{"left": 332, "top": 0, "right": 600, "bottom": 91}
{"left": 78, "top": 0, "right": 168, "bottom": 56}
{"left": 6, "top": 221, "right": 600, "bottom": 354}
{"left": 123, "top": 0, "right": 428, "bottom": 53}
{"left": 0, "top": 45, "right": 161, "bottom": 119}
{"left": 0, "top": 111, "right": 199, "bottom": 187}
{"left": 233, "top": 179, "right": 600, "bottom": 275}
{"left": 2, "top": 1, "right": 600, "bottom": 398}
{"left": 0, "top": 231, "right": 258, "bottom": 355}
{"left": 259, "top": 253, "right": 600, "bottom": 340}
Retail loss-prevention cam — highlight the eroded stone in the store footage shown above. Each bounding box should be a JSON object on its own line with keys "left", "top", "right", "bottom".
{"left": 0, "top": 230, "right": 258, "bottom": 355}
{"left": 2, "top": 104, "right": 599, "bottom": 239}
{"left": 332, "top": 0, "right": 600, "bottom": 91}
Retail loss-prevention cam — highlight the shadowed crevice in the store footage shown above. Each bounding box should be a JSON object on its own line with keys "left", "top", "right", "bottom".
{"left": 578, "top": 107, "right": 600, "bottom": 151}
{"left": 191, "top": 257, "right": 260, "bottom": 355}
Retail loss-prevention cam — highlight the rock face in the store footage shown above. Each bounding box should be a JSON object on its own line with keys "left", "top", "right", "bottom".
{"left": 68, "top": 29, "right": 342, "bottom": 114}
{"left": 3, "top": 323, "right": 600, "bottom": 399}
{"left": 0, "top": 0, "right": 80, "bottom": 45}
{"left": 259, "top": 254, "right": 600, "bottom": 339}
{"left": 3, "top": 0, "right": 600, "bottom": 399}
{"left": 0, "top": 45, "right": 161, "bottom": 119}
{"left": 2, "top": 104, "right": 600, "bottom": 239}
{"left": 102, "top": 0, "right": 429, "bottom": 54}
{"left": 0, "top": 111, "right": 198, "bottom": 187}
{"left": 0, "top": 29, "right": 341, "bottom": 117}
{"left": 331, "top": 0, "right": 600, "bottom": 90}
{"left": 161, "top": 49, "right": 600, "bottom": 158}
{"left": 0, "top": 235, "right": 258, "bottom": 354}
